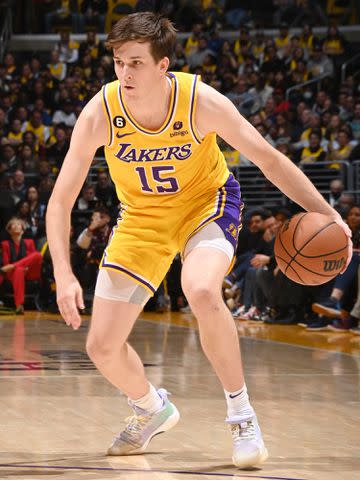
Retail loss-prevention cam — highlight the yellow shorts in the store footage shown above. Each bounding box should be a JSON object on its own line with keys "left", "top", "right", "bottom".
{"left": 100, "top": 174, "right": 242, "bottom": 295}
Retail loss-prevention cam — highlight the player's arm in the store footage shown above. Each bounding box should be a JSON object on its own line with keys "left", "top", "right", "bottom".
{"left": 195, "top": 81, "right": 352, "bottom": 266}
{"left": 196, "top": 82, "right": 335, "bottom": 215}
{"left": 46, "top": 91, "right": 108, "bottom": 328}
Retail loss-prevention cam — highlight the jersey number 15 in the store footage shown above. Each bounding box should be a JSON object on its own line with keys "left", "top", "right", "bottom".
{"left": 135, "top": 166, "right": 179, "bottom": 194}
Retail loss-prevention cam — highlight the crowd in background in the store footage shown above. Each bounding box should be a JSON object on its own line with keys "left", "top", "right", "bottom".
{"left": 0, "top": 1, "right": 359, "bottom": 334}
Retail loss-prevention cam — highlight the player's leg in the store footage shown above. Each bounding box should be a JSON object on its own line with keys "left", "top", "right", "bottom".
{"left": 86, "top": 268, "right": 179, "bottom": 455}
{"left": 181, "top": 223, "right": 268, "bottom": 468}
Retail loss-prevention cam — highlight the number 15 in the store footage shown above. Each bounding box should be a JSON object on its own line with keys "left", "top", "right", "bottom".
{"left": 135, "top": 166, "right": 180, "bottom": 194}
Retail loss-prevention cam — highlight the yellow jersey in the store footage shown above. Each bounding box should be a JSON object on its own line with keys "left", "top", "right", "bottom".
{"left": 101, "top": 71, "right": 229, "bottom": 210}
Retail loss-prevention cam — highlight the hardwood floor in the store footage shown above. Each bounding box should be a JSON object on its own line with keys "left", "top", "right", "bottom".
{"left": 0, "top": 310, "right": 359, "bottom": 479}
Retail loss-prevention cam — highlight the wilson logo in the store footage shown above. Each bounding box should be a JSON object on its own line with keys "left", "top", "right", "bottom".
{"left": 323, "top": 258, "right": 345, "bottom": 272}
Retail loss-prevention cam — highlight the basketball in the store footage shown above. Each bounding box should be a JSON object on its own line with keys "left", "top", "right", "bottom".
{"left": 274, "top": 212, "right": 348, "bottom": 285}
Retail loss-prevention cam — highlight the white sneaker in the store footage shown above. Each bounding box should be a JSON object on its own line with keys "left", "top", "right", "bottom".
{"left": 107, "top": 389, "right": 180, "bottom": 455}
{"left": 227, "top": 414, "right": 268, "bottom": 468}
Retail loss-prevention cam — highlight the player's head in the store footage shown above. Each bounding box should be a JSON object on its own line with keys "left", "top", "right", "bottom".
{"left": 106, "top": 12, "right": 177, "bottom": 96}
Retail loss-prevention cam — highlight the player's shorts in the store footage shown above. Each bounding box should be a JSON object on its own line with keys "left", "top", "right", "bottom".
{"left": 100, "top": 173, "right": 243, "bottom": 296}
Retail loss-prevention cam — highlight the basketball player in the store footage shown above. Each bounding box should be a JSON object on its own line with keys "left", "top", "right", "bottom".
{"left": 46, "top": 12, "right": 352, "bottom": 469}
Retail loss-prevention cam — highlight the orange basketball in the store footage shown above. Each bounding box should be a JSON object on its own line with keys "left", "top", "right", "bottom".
{"left": 274, "top": 212, "right": 348, "bottom": 285}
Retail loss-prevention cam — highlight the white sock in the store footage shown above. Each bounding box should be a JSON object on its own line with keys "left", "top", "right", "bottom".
{"left": 131, "top": 383, "right": 163, "bottom": 414}
{"left": 224, "top": 384, "right": 255, "bottom": 419}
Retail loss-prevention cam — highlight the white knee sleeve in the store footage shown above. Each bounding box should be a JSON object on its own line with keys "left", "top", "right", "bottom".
{"left": 184, "top": 222, "right": 234, "bottom": 263}
{"left": 95, "top": 268, "right": 151, "bottom": 306}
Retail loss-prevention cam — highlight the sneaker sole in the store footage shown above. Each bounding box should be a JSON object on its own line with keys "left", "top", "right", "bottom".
{"left": 107, "top": 404, "right": 180, "bottom": 456}
{"left": 312, "top": 304, "right": 341, "bottom": 318}
{"left": 233, "top": 446, "right": 269, "bottom": 469}
{"left": 306, "top": 325, "right": 330, "bottom": 331}
{"left": 350, "top": 329, "right": 360, "bottom": 335}
{"left": 327, "top": 325, "right": 350, "bottom": 332}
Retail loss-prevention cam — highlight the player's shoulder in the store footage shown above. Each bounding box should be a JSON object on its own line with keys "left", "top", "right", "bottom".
{"left": 197, "top": 79, "right": 230, "bottom": 113}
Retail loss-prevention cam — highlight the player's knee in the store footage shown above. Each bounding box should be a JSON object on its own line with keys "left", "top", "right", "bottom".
{"left": 184, "top": 282, "right": 216, "bottom": 307}
{"left": 86, "top": 335, "right": 118, "bottom": 366}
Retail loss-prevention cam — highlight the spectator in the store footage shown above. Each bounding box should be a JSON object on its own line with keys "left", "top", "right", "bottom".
{"left": 45, "top": 0, "right": 80, "bottom": 33}
{"left": 95, "top": 170, "right": 118, "bottom": 213}
{"left": 10, "top": 169, "right": 27, "bottom": 202}
{"left": 75, "top": 183, "right": 98, "bottom": 211}
{"left": 15, "top": 200, "right": 33, "bottom": 235}
{"left": 48, "top": 49, "right": 67, "bottom": 81}
{"left": 184, "top": 23, "right": 203, "bottom": 57}
{"left": 324, "top": 179, "right": 344, "bottom": 207}
{"left": 299, "top": 129, "right": 326, "bottom": 164}
{"left": 261, "top": 46, "right": 285, "bottom": 75}
{"left": 225, "top": 77, "right": 254, "bottom": 116}
{"left": 79, "top": 0, "right": 108, "bottom": 33}
{"left": 0, "top": 107, "right": 7, "bottom": 137}
{"left": 299, "top": 24, "right": 315, "bottom": 53}
{"left": 26, "top": 186, "right": 46, "bottom": 237}
{"left": 0, "top": 144, "right": 18, "bottom": 175}
{"left": 17, "top": 144, "right": 38, "bottom": 174}
{"left": 336, "top": 193, "right": 355, "bottom": 217}
{"left": 30, "top": 57, "right": 42, "bottom": 80}
{"left": 172, "top": 42, "right": 189, "bottom": 72}
{"left": 33, "top": 98, "right": 53, "bottom": 127}
{"left": 46, "top": 125, "right": 69, "bottom": 170}
{"left": 3, "top": 118, "right": 22, "bottom": 147}
{"left": 38, "top": 176, "right": 55, "bottom": 204}
{"left": 327, "top": 129, "right": 353, "bottom": 168}
{"left": 188, "top": 36, "right": 215, "bottom": 69}
{"left": 22, "top": 110, "right": 51, "bottom": 146}
{"left": 224, "top": 0, "right": 251, "bottom": 28}
{"left": 3, "top": 52, "right": 17, "bottom": 79}
{"left": 249, "top": 75, "right": 274, "bottom": 111}
{"left": 311, "top": 204, "right": 360, "bottom": 331}
{"left": 0, "top": 178, "right": 17, "bottom": 230}
{"left": 55, "top": 31, "right": 79, "bottom": 64}
{"left": 350, "top": 101, "right": 360, "bottom": 142}
{"left": 323, "top": 24, "right": 346, "bottom": 57}
{"left": 79, "top": 30, "right": 105, "bottom": 59}
{"left": 275, "top": 24, "right": 290, "bottom": 59}
{"left": 76, "top": 206, "right": 111, "bottom": 300}
{"left": 0, "top": 217, "right": 42, "bottom": 314}
{"left": 52, "top": 99, "right": 77, "bottom": 127}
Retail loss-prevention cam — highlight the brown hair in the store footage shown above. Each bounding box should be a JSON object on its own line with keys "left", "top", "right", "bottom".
{"left": 105, "top": 12, "right": 177, "bottom": 63}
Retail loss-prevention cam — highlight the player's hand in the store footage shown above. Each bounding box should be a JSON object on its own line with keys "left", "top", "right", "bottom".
{"left": 332, "top": 215, "right": 353, "bottom": 273}
{"left": 56, "top": 274, "right": 85, "bottom": 330}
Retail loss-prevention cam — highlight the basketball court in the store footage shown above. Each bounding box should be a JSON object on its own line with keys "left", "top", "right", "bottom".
{"left": 0, "top": 310, "right": 359, "bottom": 479}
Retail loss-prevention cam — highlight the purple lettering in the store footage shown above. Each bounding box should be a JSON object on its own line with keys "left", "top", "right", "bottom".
{"left": 165, "top": 146, "right": 180, "bottom": 160}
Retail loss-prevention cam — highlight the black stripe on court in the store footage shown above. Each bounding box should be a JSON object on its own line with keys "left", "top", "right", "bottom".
{"left": 0, "top": 464, "right": 307, "bottom": 480}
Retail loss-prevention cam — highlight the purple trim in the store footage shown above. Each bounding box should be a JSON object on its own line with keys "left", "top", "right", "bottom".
{"left": 101, "top": 255, "right": 156, "bottom": 294}
{"left": 196, "top": 187, "right": 224, "bottom": 231}
{"left": 118, "top": 75, "right": 177, "bottom": 135}
{"left": 189, "top": 75, "right": 201, "bottom": 144}
{"left": 102, "top": 85, "right": 113, "bottom": 146}
{"left": 0, "top": 464, "right": 307, "bottom": 480}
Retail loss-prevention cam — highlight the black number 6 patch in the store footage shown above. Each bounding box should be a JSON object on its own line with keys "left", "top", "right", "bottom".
{"left": 113, "top": 116, "right": 126, "bottom": 128}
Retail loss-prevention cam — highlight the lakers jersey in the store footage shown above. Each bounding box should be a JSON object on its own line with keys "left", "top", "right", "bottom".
{"left": 101, "top": 72, "right": 229, "bottom": 210}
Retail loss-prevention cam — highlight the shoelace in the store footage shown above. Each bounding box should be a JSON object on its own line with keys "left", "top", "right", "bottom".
{"left": 124, "top": 414, "right": 150, "bottom": 435}
{"left": 112, "top": 414, "right": 150, "bottom": 443}
{"left": 231, "top": 421, "right": 256, "bottom": 441}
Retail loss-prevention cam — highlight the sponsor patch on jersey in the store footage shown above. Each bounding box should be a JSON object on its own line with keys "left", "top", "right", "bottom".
{"left": 171, "top": 120, "right": 188, "bottom": 138}
{"left": 113, "top": 116, "right": 126, "bottom": 128}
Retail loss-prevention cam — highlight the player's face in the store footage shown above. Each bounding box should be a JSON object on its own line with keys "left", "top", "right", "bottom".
{"left": 113, "top": 41, "right": 168, "bottom": 99}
